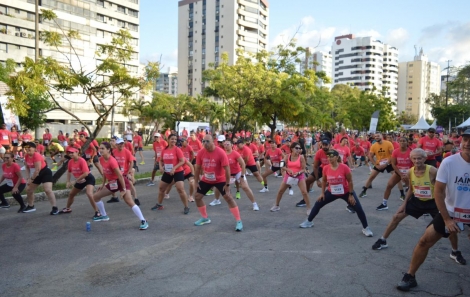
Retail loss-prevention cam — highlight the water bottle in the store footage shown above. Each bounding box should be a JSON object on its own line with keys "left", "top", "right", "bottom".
{"left": 86, "top": 222, "right": 91, "bottom": 232}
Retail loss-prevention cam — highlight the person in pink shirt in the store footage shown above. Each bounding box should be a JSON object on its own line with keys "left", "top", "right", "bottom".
{"left": 352, "top": 142, "right": 366, "bottom": 167}
{"left": 188, "top": 131, "right": 203, "bottom": 165}
{"left": 260, "top": 140, "right": 285, "bottom": 192}
{"left": 299, "top": 149, "right": 374, "bottom": 237}
{"left": 151, "top": 134, "right": 190, "bottom": 214}
{"left": 113, "top": 138, "right": 140, "bottom": 206}
{"left": 132, "top": 131, "right": 145, "bottom": 165}
{"left": 10, "top": 126, "right": 20, "bottom": 159}
{"left": 0, "top": 152, "right": 26, "bottom": 211}
{"left": 62, "top": 147, "right": 98, "bottom": 216}
{"left": 235, "top": 139, "right": 264, "bottom": 185}
{"left": 92, "top": 141, "right": 148, "bottom": 230}
{"left": 418, "top": 127, "right": 442, "bottom": 167}
{"left": 333, "top": 137, "right": 354, "bottom": 168}
{"left": 147, "top": 133, "right": 168, "bottom": 186}
{"left": 57, "top": 130, "right": 67, "bottom": 147}
{"left": 0, "top": 123, "right": 11, "bottom": 159}
{"left": 22, "top": 141, "right": 58, "bottom": 214}
{"left": 181, "top": 127, "right": 189, "bottom": 138}
{"left": 192, "top": 134, "right": 243, "bottom": 231}
{"left": 34, "top": 139, "right": 45, "bottom": 155}
{"left": 42, "top": 128, "right": 53, "bottom": 148}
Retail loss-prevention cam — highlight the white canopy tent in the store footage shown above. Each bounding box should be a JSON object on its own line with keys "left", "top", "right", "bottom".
{"left": 457, "top": 117, "right": 470, "bottom": 128}
{"left": 430, "top": 119, "right": 437, "bottom": 129}
{"left": 409, "top": 116, "right": 431, "bottom": 130}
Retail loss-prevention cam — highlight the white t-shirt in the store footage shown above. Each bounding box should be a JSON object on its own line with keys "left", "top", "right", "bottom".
{"left": 125, "top": 130, "right": 133, "bottom": 141}
{"left": 306, "top": 137, "right": 312, "bottom": 145}
{"left": 436, "top": 153, "right": 470, "bottom": 219}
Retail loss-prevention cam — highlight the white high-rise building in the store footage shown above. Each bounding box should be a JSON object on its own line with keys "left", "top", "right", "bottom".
{"left": 156, "top": 67, "right": 178, "bottom": 97}
{"left": 303, "top": 47, "right": 332, "bottom": 89}
{"left": 0, "top": 0, "right": 140, "bottom": 125}
{"left": 397, "top": 48, "right": 441, "bottom": 119}
{"left": 177, "top": 0, "right": 269, "bottom": 97}
{"left": 332, "top": 34, "right": 399, "bottom": 108}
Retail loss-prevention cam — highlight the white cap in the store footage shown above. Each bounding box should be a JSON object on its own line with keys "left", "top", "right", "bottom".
{"left": 116, "top": 138, "right": 124, "bottom": 144}
{"left": 217, "top": 135, "right": 226, "bottom": 142}
{"left": 154, "top": 133, "right": 161, "bottom": 137}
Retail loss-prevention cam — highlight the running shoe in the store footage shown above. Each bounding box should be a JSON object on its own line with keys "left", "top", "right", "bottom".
{"left": 147, "top": 181, "right": 155, "bottom": 186}
{"left": 164, "top": 194, "right": 170, "bottom": 199}
{"left": 368, "top": 184, "right": 373, "bottom": 189}
{"left": 139, "top": 161, "right": 145, "bottom": 165}
{"left": 139, "top": 220, "right": 149, "bottom": 230}
{"left": 235, "top": 220, "right": 243, "bottom": 231}
{"left": 235, "top": 192, "right": 241, "bottom": 199}
{"left": 188, "top": 196, "right": 195, "bottom": 202}
{"left": 194, "top": 217, "right": 211, "bottom": 226}
{"left": 362, "top": 226, "right": 373, "bottom": 237}
{"left": 259, "top": 187, "right": 269, "bottom": 193}
{"left": 246, "top": 172, "right": 253, "bottom": 176}
{"left": 253, "top": 203, "right": 259, "bottom": 211}
{"left": 151, "top": 204, "right": 164, "bottom": 210}
{"left": 51, "top": 166, "right": 58, "bottom": 171}
{"left": 17, "top": 205, "right": 27, "bottom": 213}
{"left": 400, "top": 195, "right": 405, "bottom": 201}
{"left": 107, "top": 197, "right": 119, "bottom": 203}
{"left": 209, "top": 199, "right": 221, "bottom": 206}
{"left": 346, "top": 205, "right": 356, "bottom": 213}
{"left": 376, "top": 203, "right": 388, "bottom": 211}
{"left": 296, "top": 200, "right": 306, "bottom": 207}
{"left": 359, "top": 191, "right": 367, "bottom": 198}
{"left": 206, "top": 190, "right": 214, "bottom": 196}
{"left": 288, "top": 189, "right": 294, "bottom": 196}
{"left": 22, "top": 205, "right": 36, "bottom": 213}
{"left": 93, "top": 215, "right": 110, "bottom": 221}
{"left": 308, "top": 188, "right": 314, "bottom": 193}
{"left": 60, "top": 207, "right": 72, "bottom": 214}
{"left": 93, "top": 211, "right": 101, "bottom": 220}
{"left": 270, "top": 205, "right": 280, "bottom": 212}
{"left": 299, "top": 220, "right": 314, "bottom": 228}
{"left": 372, "top": 238, "right": 388, "bottom": 250}
{"left": 0, "top": 202, "right": 10, "bottom": 208}
{"left": 134, "top": 198, "right": 141, "bottom": 206}
{"left": 20, "top": 166, "right": 26, "bottom": 171}
{"left": 183, "top": 207, "right": 190, "bottom": 215}
{"left": 397, "top": 273, "right": 417, "bottom": 291}
{"left": 450, "top": 251, "right": 467, "bottom": 265}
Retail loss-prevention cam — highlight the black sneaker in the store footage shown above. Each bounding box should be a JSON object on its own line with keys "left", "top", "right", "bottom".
{"left": 296, "top": 200, "right": 306, "bottom": 207}
{"left": 22, "top": 205, "right": 36, "bottom": 213}
{"left": 397, "top": 273, "right": 417, "bottom": 291}
{"left": 107, "top": 197, "right": 119, "bottom": 203}
{"left": 450, "top": 251, "right": 467, "bottom": 265}
{"left": 134, "top": 198, "right": 141, "bottom": 206}
{"left": 372, "top": 238, "right": 388, "bottom": 250}
{"left": 346, "top": 205, "right": 356, "bottom": 213}
{"left": 0, "top": 202, "right": 10, "bottom": 208}
{"left": 376, "top": 203, "right": 389, "bottom": 211}
{"left": 400, "top": 195, "right": 405, "bottom": 201}
{"left": 184, "top": 207, "right": 190, "bottom": 215}
{"left": 93, "top": 211, "right": 101, "bottom": 220}
{"left": 50, "top": 207, "right": 59, "bottom": 215}
{"left": 368, "top": 184, "right": 373, "bottom": 189}
{"left": 18, "top": 205, "right": 27, "bottom": 213}
{"left": 359, "top": 191, "right": 367, "bottom": 198}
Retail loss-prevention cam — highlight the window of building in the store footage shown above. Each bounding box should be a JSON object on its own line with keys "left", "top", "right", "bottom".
{"left": 97, "top": 29, "right": 104, "bottom": 38}
{"left": 97, "top": 0, "right": 105, "bottom": 7}
{"left": 128, "top": 23, "right": 138, "bottom": 32}
{"left": 118, "top": 20, "right": 126, "bottom": 28}
{"left": 117, "top": 6, "right": 126, "bottom": 14}
{"left": 97, "top": 14, "right": 105, "bottom": 22}
{"left": 128, "top": 9, "right": 138, "bottom": 18}
{"left": 0, "top": 43, "right": 6, "bottom": 53}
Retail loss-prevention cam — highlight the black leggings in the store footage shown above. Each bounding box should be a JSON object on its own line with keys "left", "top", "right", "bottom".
{"left": 0, "top": 183, "right": 26, "bottom": 206}
{"left": 307, "top": 190, "right": 369, "bottom": 228}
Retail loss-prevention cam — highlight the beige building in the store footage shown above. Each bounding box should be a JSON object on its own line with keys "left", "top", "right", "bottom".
{"left": 177, "top": 0, "right": 269, "bottom": 97}
{"left": 397, "top": 48, "right": 441, "bottom": 119}
{"left": 0, "top": 0, "right": 141, "bottom": 126}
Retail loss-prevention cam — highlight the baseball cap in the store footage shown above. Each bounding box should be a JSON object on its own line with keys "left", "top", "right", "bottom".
{"left": 181, "top": 137, "right": 187, "bottom": 142}
{"left": 462, "top": 128, "right": 470, "bottom": 136}
{"left": 116, "top": 138, "right": 124, "bottom": 144}
{"left": 23, "top": 142, "right": 36, "bottom": 148}
{"left": 235, "top": 139, "right": 244, "bottom": 144}
{"left": 217, "top": 135, "right": 226, "bottom": 142}
{"left": 154, "top": 133, "right": 161, "bottom": 137}
{"left": 321, "top": 138, "right": 331, "bottom": 145}
{"left": 327, "top": 150, "right": 339, "bottom": 157}
{"left": 428, "top": 127, "right": 436, "bottom": 132}
{"left": 66, "top": 147, "right": 79, "bottom": 153}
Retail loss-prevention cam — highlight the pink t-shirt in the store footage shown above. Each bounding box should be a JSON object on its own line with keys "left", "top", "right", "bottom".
{"left": 180, "top": 145, "right": 194, "bottom": 161}
{"left": 161, "top": 146, "right": 184, "bottom": 173}
{"left": 112, "top": 148, "right": 135, "bottom": 174}
{"left": 0, "top": 129, "right": 10, "bottom": 145}
{"left": 360, "top": 140, "right": 371, "bottom": 152}
{"left": 196, "top": 146, "right": 229, "bottom": 184}
{"left": 236, "top": 145, "right": 256, "bottom": 166}
{"left": 67, "top": 157, "right": 90, "bottom": 178}
{"left": 133, "top": 135, "right": 143, "bottom": 147}
{"left": 391, "top": 148, "right": 413, "bottom": 171}
{"left": 333, "top": 144, "right": 351, "bottom": 164}
{"left": 352, "top": 146, "right": 365, "bottom": 157}
{"left": 21, "top": 133, "right": 33, "bottom": 142}
{"left": 2, "top": 163, "right": 25, "bottom": 185}
{"left": 24, "top": 152, "right": 46, "bottom": 170}
{"left": 323, "top": 163, "right": 351, "bottom": 195}
{"left": 188, "top": 138, "right": 203, "bottom": 155}
{"left": 265, "top": 148, "right": 283, "bottom": 167}
{"left": 227, "top": 150, "right": 242, "bottom": 174}
{"left": 418, "top": 136, "right": 441, "bottom": 160}
{"left": 100, "top": 156, "right": 120, "bottom": 181}
{"left": 152, "top": 140, "right": 168, "bottom": 161}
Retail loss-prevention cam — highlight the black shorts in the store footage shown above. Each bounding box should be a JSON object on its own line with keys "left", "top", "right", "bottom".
{"left": 405, "top": 195, "right": 439, "bottom": 219}
{"left": 11, "top": 142, "right": 19, "bottom": 147}
{"left": 424, "top": 159, "right": 437, "bottom": 167}
{"left": 254, "top": 157, "right": 259, "bottom": 162}
{"left": 32, "top": 167, "right": 53, "bottom": 185}
{"left": 310, "top": 166, "right": 323, "bottom": 179}
{"left": 105, "top": 178, "right": 131, "bottom": 193}
{"left": 429, "top": 213, "right": 470, "bottom": 238}
{"left": 73, "top": 174, "right": 95, "bottom": 190}
{"left": 134, "top": 147, "right": 143, "bottom": 151}
{"left": 153, "top": 163, "right": 160, "bottom": 171}
{"left": 197, "top": 180, "right": 226, "bottom": 196}
{"left": 93, "top": 155, "right": 99, "bottom": 164}
{"left": 271, "top": 166, "right": 281, "bottom": 172}
{"left": 191, "top": 158, "right": 196, "bottom": 165}
{"left": 373, "top": 164, "right": 394, "bottom": 173}
{"left": 161, "top": 171, "right": 185, "bottom": 184}
{"left": 246, "top": 164, "right": 258, "bottom": 173}
{"left": 184, "top": 173, "right": 194, "bottom": 180}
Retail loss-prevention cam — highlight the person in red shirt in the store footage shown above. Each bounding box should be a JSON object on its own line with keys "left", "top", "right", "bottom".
{"left": 10, "top": 126, "right": 20, "bottom": 159}
{"left": 147, "top": 133, "right": 168, "bottom": 186}
{"left": 92, "top": 141, "right": 148, "bottom": 230}
{"left": 334, "top": 137, "right": 353, "bottom": 168}
{"left": 151, "top": 134, "right": 190, "bottom": 214}
{"left": 57, "top": 130, "right": 67, "bottom": 147}
{"left": 113, "top": 138, "right": 140, "bottom": 206}
{"left": 417, "top": 127, "right": 442, "bottom": 167}
{"left": 260, "top": 140, "right": 285, "bottom": 192}
{"left": 164, "top": 128, "right": 171, "bottom": 140}
{"left": 179, "top": 138, "right": 194, "bottom": 166}
{"left": 244, "top": 138, "right": 260, "bottom": 174}
{"left": 254, "top": 138, "right": 265, "bottom": 169}
{"left": 0, "top": 152, "right": 26, "bottom": 211}
{"left": 192, "top": 134, "right": 243, "bottom": 231}
{"left": 79, "top": 126, "right": 89, "bottom": 137}
{"left": 352, "top": 142, "right": 366, "bottom": 167}
{"left": 133, "top": 131, "right": 145, "bottom": 165}
{"left": 62, "top": 147, "right": 98, "bottom": 216}
{"left": 299, "top": 149, "right": 373, "bottom": 238}
{"left": 22, "top": 141, "right": 58, "bottom": 214}
{"left": 0, "top": 123, "right": 11, "bottom": 159}
{"left": 42, "top": 128, "right": 53, "bottom": 148}
{"left": 181, "top": 127, "right": 189, "bottom": 138}
{"left": 188, "top": 131, "right": 203, "bottom": 165}
{"left": 34, "top": 139, "right": 45, "bottom": 155}
{"left": 280, "top": 138, "right": 291, "bottom": 154}
{"left": 235, "top": 139, "right": 264, "bottom": 185}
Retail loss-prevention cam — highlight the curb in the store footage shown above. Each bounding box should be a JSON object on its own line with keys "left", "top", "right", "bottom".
{"left": 5, "top": 176, "right": 161, "bottom": 206}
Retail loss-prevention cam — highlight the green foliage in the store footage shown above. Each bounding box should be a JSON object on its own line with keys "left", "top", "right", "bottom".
{"left": 0, "top": 59, "right": 16, "bottom": 83}
{"left": 396, "top": 111, "right": 418, "bottom": 125}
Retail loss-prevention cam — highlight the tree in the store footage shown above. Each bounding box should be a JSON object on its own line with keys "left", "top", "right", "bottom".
{"left": 447, "top": 64, "right": 470, "bottom": 104}
{"left": 0, "top": 59, "right": 15, "bottom": 82}
{"left": 396, "top": 111, "right": 418, "bottom": 125}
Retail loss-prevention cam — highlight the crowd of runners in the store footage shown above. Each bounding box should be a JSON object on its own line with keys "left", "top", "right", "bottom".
{"left": 0, "top": 123, "right": 469, "bottom": 292}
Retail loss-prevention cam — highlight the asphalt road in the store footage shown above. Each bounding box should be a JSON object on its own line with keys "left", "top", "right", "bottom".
{"left": 0, "top": 154, "right": 469, "bottom": 297}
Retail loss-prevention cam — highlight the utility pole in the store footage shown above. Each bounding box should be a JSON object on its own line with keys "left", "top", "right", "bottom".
{"left": 445, "top": 60, "right": 451, "bottom": 107}
{"left": 35, "top": 0, "right": 39, "bottom": 61}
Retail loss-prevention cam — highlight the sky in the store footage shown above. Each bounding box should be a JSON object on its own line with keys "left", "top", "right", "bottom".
{"left": 140, "top": 0, "right": 470, "bottom": 72}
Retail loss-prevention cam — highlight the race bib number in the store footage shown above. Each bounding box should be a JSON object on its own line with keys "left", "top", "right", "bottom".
{"left": 12, "top": 139, "right": 18, "bottom": 144}
{"left": 454, "top": 208, "right": 470, "bottom": 224}
{"left": 414, "top": 186, "right": 432, "bottom": 199}
{"left": 2, "top": 135, "right": 8, "bottom": 140}
{"left": 424, "top": 150, "right": 434, "bottom": 156}
{"left": 157, "top": 153, "right": 161, "bottom": 158}
{"left": 229, "top": 177, "right": 236, "bottom": 184}
{"left": 204, "top": 172, "right": 216, "bottom": 181}
{"left": 85, "top": 154, "right": 91, "bottom": 158}
{"left": 286, "top": 176, "right": 298, "bottom": 186}
{"left": 330, "top": 184, "right": 345, "bottom": 195}
{"left": 164, "top": 164, "right": 173, "bottom": 173}
{"left": 5, "top": 179, "right": 13, "bottom": 187}
{"left": 30, "top": 168, "right": 36, "bottom": 176}
{"left": 109, "top": 180, "right": 118, "bottom": 190}
{"left": 194, "top": 152, "right": 197, "bottom": 156}
{"left": 379, "top": 159, "right": 388, "bottom": 166}
{"left": 273, "top": 162, "right": 280, "bottom": 167}
{"left": 44, "top": 140, "right": 49, "bottom": 144}
{"left": 339, "top": 154, "right": 344, "bottom": 161}
{"left": 399, "top": 168, "right": 409, "bottom": 174}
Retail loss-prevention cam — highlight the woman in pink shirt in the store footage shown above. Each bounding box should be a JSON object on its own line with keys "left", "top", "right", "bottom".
{"left": 0, "top": 152, "right": 26, "bottom": 211}
{"left": 42, "top": 128, "right": 53, "bottom": 148}
{"left": 61, "top": 146, "right": 98, "bottom": 217}
{"left": 10, "top": 126, "right": 20, "bottom": 159}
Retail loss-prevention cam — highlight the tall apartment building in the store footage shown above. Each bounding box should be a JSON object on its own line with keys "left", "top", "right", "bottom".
{"left": 177, "top": 0, "right": 269, "bottom": 97}
{"left": 397, "top": 48, "right": 441, "bottom": 119}
{"left": 0, "top": 0, "right": 140, "bottom": 125}
{"left": 332, "top": 34, "right": 399, "bottom": 108}
{"left": 155, "top": 67, "right": 178, "bottom": 97}
{"left": 303, "top": 47, "right": 332, "bottom": 89}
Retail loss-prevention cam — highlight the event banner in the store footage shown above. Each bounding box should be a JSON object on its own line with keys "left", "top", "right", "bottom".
{"left": 368, "top": 110, "right": 380, "bottom": 133}
{"left": 0, "top": 96, "right": 21, "bottom": 130}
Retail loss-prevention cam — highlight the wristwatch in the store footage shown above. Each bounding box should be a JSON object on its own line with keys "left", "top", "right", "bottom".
{"left": 241, "top": 175, "right": 245, "bottom": 178}
{"left": 349, "top": 192, "right": 353, "bottom": 195}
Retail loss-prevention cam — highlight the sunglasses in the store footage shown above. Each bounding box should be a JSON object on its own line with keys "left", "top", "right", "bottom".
{"left": 202, "top": 140, "right": 210, "bottom": 143}
{"left": 294, "top": 147, "right": 302, "bottom": 150}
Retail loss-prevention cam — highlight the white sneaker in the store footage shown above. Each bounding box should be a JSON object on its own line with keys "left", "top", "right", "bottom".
{"left": 289, "top": 189, "right": 294, "bottom": 196}
{"left": 164, "top": 194, "right": 170, "bottom": 199}
{"left": 270, "top": 205, "right": 280, "bottom": 212}
{"left": 209, "top": 199, "right": 221, "bottom": 206}
{"left": 308, "top": 188, "right": 314, "bottom": 193}
{"left": 362, "top": 227, "right": 373, "bottom": 237}
{"left": 246, "top": 172, "right": 253, "bottom": 176}
{"left": 259, "top": 187, "right": 269, "bottom": 193}
{"left": 253, "top": 203, "right": 259, "bottom": 211}
{"left": 20, "top": 166, "right": 26, "bottom": 171}
{"left": 299, "top": 220, "right": 314, "bottom": 228}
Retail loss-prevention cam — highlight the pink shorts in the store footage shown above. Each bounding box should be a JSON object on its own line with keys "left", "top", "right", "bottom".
{"left": 283, "top": 173, "right": 306, "bottom": 183}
